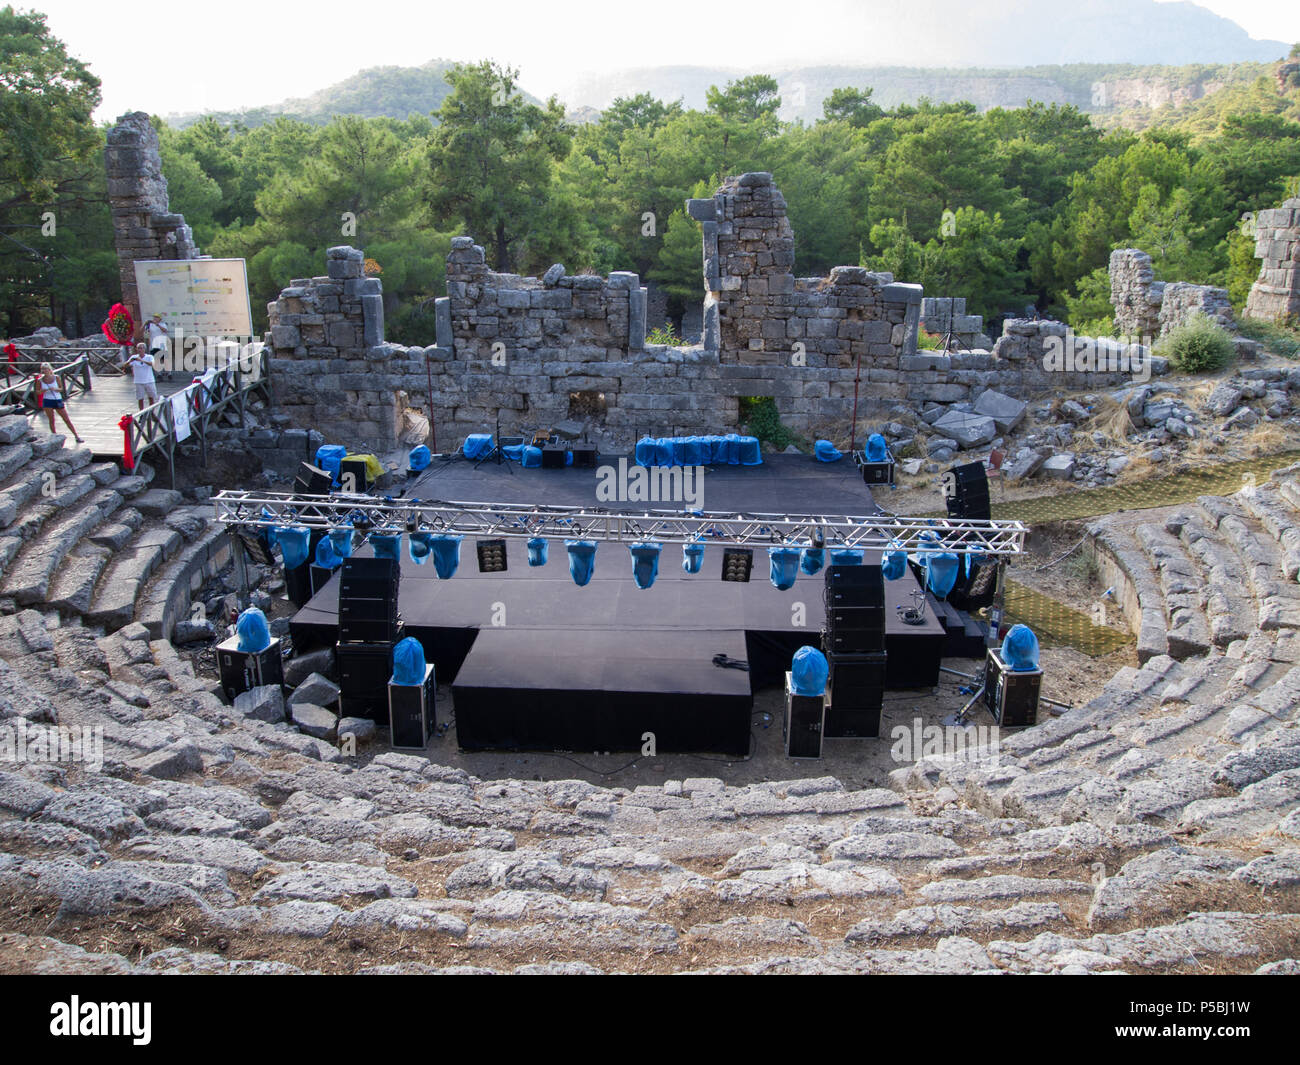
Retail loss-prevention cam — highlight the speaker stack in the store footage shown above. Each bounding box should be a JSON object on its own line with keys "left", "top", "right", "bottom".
{"left": 822, "top": 563, "right": 887, "bottom": 738}
{"left": 944, "top": 461, "right": 991, "bottom": 521}
{"left": 336, "top": 555, "right": 403, "bottom": 721}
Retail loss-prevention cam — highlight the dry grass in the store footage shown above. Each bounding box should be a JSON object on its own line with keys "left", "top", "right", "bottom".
{"left": 1083, "top": 397, "right": 1135, "bottom": 449}
{"left": 1243, "top": 420, "right": 1293, "bottom": 456}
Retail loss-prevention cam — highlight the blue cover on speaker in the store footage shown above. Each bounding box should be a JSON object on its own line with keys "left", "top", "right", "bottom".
{"left": 521, "top": 445, "right": 542, "bottom": 468}
{"left": 865, "top": 433, "right": 889, "bottom": 462}
{"left": 328, "top": 527, "right": 353, "bottom": 559}
{"left": 670, "top": 438, "right": 687, "bottom": 466}
{"left": 315, "top": 444, "right": 347, "bottom": 484}
{"left": 235, "top": 607, "right": 271, "bottom": 653}
{"left": 830, "top": 548, "right": 865, "bottom": 566}
{"left": 370, "top": 532, "right": 402, "bottom": 562}
{"left": 502, "top": 444, "right": 525, "bottom": 463}
{"left": 408, "top": 530, "right": 434, "bottom": 565}
{"left": 882, "top": 549, "right": 908, "bottom": 581}
{"left": 635, "top": 437, "right": 656, "bottom": 467}
{"left": 429, "top": 534, "right": 462, "bottom": 579}
{"left": 925, "top": 552, "right": 960, "bottom": 598}
{"left": 462, "top": 434, "right": 494, "bottom": 460}
{"left": 314, "top": 536, "right": 342, "bottom": 569}
{"left": 791, "top": 645, "right": 829, "bottom": 697}
{"left": 800, "top": 547, "right": 825, "bottom": 575}
{"left": 707, "top": 435, "right": 729, "bottom": 464}
{"left": 814, "top": 439, "right": 843, "bottom": 462}
{"left": 653, "top": 438, "right": 674, "bottom": 466}
{"left": 682, "top": 541, "right": 705, "bottom": 574}
{"left": 682, "top": 436, "right": 705, "bottom": 466}
{"left": 768, "top": 546, "right": 801, "bottom": 590}
{"left": 629, "top": 541, "right": 663, "bottom": 590}
{"left": 408, "top": 445, "right": 431, "bottom": 471}
{"left": 1002, "top": 624, "right": 1040, "bottom": 671}
{"left": 526, "top": 536, "right": 549, "bottom": 566}
{"left": 391, "top": 636, "right": 426, "bottom": 686}
{"left": 738, "top": 435, "right": 762, "bottom": 465}
{"left": 565, "top": 539, "right": 597, "bottom": 587}
{"left": 276, "top": 525, "right": 311, "bottom": 569}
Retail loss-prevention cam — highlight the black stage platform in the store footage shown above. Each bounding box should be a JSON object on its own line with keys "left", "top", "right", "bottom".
{"left": 288, "top": 453, "right": 973, "bottom": 753}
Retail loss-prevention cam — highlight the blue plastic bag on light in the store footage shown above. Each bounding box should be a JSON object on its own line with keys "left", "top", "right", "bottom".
{"left": 769, "top": 546, "right": 801, "bottom": 591}
{"left": 800, "top": 548, "right": 825, "bottom": 575}
{"left": 314, "top": 536, "right": 342, "bottom": 569}
{"left": 925, "top": 552, "right": 960, "bottom": 598}
{"left": 791, "top": 646, "right": 829, "bottom": 697}
{"left": 831, "top": 548, "right": 864, "bottom": 566}
{"left": 370, "top": 532, "right": 401, "bottom": 561}
{"left": 409, "top": 445, "right": 431, "bottom": 471}
{"left": 629, "top": 542, "right": 662, "bottom": 590}
{"left": 882, "top": 549, "right": 908, "bottom": 581}
{"left": 408, "top": 530, "right": 434, "bottom": 565}
{"left": 521, "top": 445, "right": 542, "bottom": 468}
{"left": 315, "top": 444, "right": 347, "bottom": 485}
{"left": 235, "top": 607, "right": 271, "bottom": 653}
{"left": 463, "top": 434, "right": 494, "bottom": 460}
{"left": 502, "top": 444, "right": 525, "bottom": 463}
{"left": 814, "top": 439, "right": 842, "bottom": 462}
{"left": 683, "top": 436, "right": 705, "bottom": 466}
{"left": 866, "top": 433, "right": 889, "bottom": 463}
{"left": 682, "top": 541, "right": 705, "bottom": 574}
{"left": 526, "top": 537, "right": 549, "bottom": 567}
{"left": 430, "top": 534, "right": 462, "bottom": 579}
{"left": 635, "top": 437, "right": 656, "bottom": 467}
{"left": 391, "top": 636, "right": 426, "bottom": 685}
{"left": 565, "top": 539, "right": 597, "bottom": 587}
{"left": 328, "top": 527, "right": 353, "bottom": 559}
{"left": 1002, "top": 624, "right": 1040, "bottom": 671}
{"left": 276, "top": 525, "right": 311, "bottom": 569}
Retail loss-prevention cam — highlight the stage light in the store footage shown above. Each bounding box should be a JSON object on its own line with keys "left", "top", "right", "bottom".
{"left": 526, "top": 536, "right": 549, "bottom": 567}
{"left": 565, "top": 539, "right": 597, "bottom": 587}
{"left": 328, "top": 527, "right": 354, "bottom": 559}
{"left": 830, "top": 547, "right": 864, "bottom": 566}
{"left": 883, "top": 547, "right": 908, "bottom": 580}
{"left": 370, "top": 531, "right": 402, "bottom": 562}
{"left": 476, "top": 538, "right": 508, "bottom": 573}
{"left": 276, "top": 525, "right": 312, "bottom": 569}
{"left": 721, "top": 547, "right": 753, "bottom": 583}
{"left": 408, "top": 530, "right": 434, "bottom": 565}
{"left": 629, "top": 541, "right": 663, "bottom": 590}
{"left": 768, "top": 546, "right": 801, "bottom": 590}
{"left": 429, "top": 534, "right": 463, "bottom": 579}
{"left": 682, "top": 541, "right": 705, "bottom": 574}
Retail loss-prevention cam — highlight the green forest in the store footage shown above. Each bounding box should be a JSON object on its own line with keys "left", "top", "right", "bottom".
{"left": 3, "top": 6, "right": 1299, "bottom": 344}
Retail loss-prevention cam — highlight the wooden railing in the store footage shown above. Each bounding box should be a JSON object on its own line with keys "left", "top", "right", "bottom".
{"left": 7, "top": 345, "right": 126, "bottom": 377}
{"left": 0, "top": 355, "right": 94, "bottom": 409}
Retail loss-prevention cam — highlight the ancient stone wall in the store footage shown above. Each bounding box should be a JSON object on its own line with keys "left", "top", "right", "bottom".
{"left": 104, "top": 112, "right": 199, "bottom": 322}
{"left": 919, "top": 297, "right": 991, "bottom": 349}
{"left": 1245, "top": 197, "right": 1300, "bottom": 321}
{"left": 1109, "top": 248, "right": 1236, "bottom": 337}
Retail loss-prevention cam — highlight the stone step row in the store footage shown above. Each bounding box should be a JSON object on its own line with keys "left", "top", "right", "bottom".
{"left": 0, "top": 487, "right": 124, "bottom": 606}
{"left": 1134, "top": 521, "right": 1211, "bottom": 659}
{"left": 1088, "top": 522, "right": 1167, "bottom": 663}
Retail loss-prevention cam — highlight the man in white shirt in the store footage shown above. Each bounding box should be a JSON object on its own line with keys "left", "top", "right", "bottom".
{"left": 127, "top": 342, "right": 159, "bottom": 410}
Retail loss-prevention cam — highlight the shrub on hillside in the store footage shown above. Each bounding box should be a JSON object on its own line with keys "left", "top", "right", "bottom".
{"left": 1157, "top": 314, "right": 1236, "bottom": 374}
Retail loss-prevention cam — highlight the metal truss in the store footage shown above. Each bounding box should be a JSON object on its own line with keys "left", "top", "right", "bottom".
{"left": 212, "top": 490, "right": 1027, "bottom": 556}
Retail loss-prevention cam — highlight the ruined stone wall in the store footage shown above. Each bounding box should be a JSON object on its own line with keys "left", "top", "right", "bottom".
{"left": 1110, "top": 247, "right": 1236, "bottom": 338}
{"left": 1245, "top": 197, "right": 1300, "bottom": 321}
{"left": 105, "top": 112, "right": 199, "bottom": 322}
{"left": 919, "top": 297, "right": 991, "bottom": 349}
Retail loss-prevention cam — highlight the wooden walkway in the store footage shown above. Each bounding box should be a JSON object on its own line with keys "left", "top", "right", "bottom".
{"left": 26, "top": 371, "right": 199, "bottom": 461}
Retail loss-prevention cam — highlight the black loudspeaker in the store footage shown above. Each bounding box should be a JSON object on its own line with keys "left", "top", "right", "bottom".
{"left": 338, "top": 555, "right": 400, "bottom": 643}
{"left": 217, "top": 636, "right": 284, "bottom": 702}
{"left": 784, "top": 672, "right": 824, "bottom": 758}
{"left": 339, "top": 457, "right": 373, "bottom": 493}
{"left": 858, "top": 453, "right": 895, "bottom": 486}
{"left": 337, "top": 638, "right": 399, "bottom": 721}
{"left": 825, "top": 650, "right": 885, "bottom": 738}
{"left": 309, "top": 564, "right": 335, "bottom": 596}
{"left": 294, "top": 462, "right": 334, "bottom": 496}
{"left": 825, "top": 563, "right": 885, "bottom": 653}
{"left": 389, "top": 663, "right": 436, "bottom": 749}
{"left": 944, "top": 462, "right": 991, "bottom": 520}
{"left": 948, "top": 557, "right": 999, "bottom": 612}
{"left": 984, "top": 648, "right": 1041, "bottom": 727}
{"left": 571, "top": 443, "right": 598, "bottom": 468}
{"left": 541, "top": 445, "right": 568, "bottom": 469}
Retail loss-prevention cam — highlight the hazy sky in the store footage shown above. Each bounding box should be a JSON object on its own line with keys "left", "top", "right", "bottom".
{"left": 28, "top": 0, "right": 1300, "bottom": 121}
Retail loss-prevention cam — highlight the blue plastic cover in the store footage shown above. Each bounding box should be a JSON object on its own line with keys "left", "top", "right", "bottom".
{"left": 502, "top": 444, "right": 525, "bottom": 463}
{"left": 814, "top": 439, "right": 843, "bottom": 462}
{"left": 683, "top": 436, "right": 705, "bottom": 466}
{"left": 328, "top": 527, "right": 353, "bottom": 559}
{"left": 565, "top": 539, "right": 598, "bottom": 587}
{"left": 682, "top": 541, "right": 705, "bottom": 574}
{"left": 830, "top": 548, "right": 864, "bottom": 566}
{"left": 800, "top": 547, "right": 825, "bottom": 575}
{"left": 565, "top": 449, "right": 574, "bottom": 466}
{"left": 1002, "top": 624, "right": 1040, "bottom": 671}
{"left": 408, "top": 530, "right": 434, "bottom": 565}
{"left": 865, "top": 433, "right": 889, "bottom": 462}
{"left": 408, "top": 445, "right": 432, "bottom": 471}
{"left": 635, "top": 437, "right": 657, "bottom": 467}
{"left": 629, "top": 542, "right": 663, "bottom": 590}
{"left": 276, "top": 525, "right": 311, "bottom": 569}
{"left": 371, "top": 532, "right": 401, "bottom": 561}
{"left": 429, "top": 534, "right": 462, "bottom": 579}
{"left": 391, "top": 636, "right": 426, "bottom": 685}
{"left": 526, "top": 537, "right": 549, "bottom": 567}
{"left": 463, "top": 434, "right": 494, "bottom": 460}
{"left": 521, "top": 445, "right": 542, "bottom": 468}
{"left": 882, "top": 549, "right": 908, "bottom": 581}
{"left": 769, "top": 547, "right": 801, "bottom": 590}
{"left": 723, "top": 433, "right": 741, "bottom": 465}
{"left": 925, "top": 552, "right": 960, "bottom": 598}
{"left": 652, "top": 438, "right": 674, "bottom": 466}
{"left": 707, "top": 436, "right": 729, "bottom": 464}
{"left": 670, "top": 438, "right": 688, "bottom": 466}
{"left": 314, "top": 536, "right": 342, "bottom": 569}
{"left": 235, "top": 607, "right": 271, "bottom": 653}
{"left": 791, "top": 645, "right": 829, "bottom": 697}
{"left": 315, "top": 444, "right": 347, "bottom": 484}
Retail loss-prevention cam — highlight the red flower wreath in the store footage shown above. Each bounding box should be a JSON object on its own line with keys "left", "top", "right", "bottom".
{"left": 101, "top": 303, "right": 135, "bottom": 346}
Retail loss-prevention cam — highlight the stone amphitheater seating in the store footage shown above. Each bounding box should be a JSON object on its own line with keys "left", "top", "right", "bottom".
{"left": 0, "top": 427, "right": 1297, "bottom": 974}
